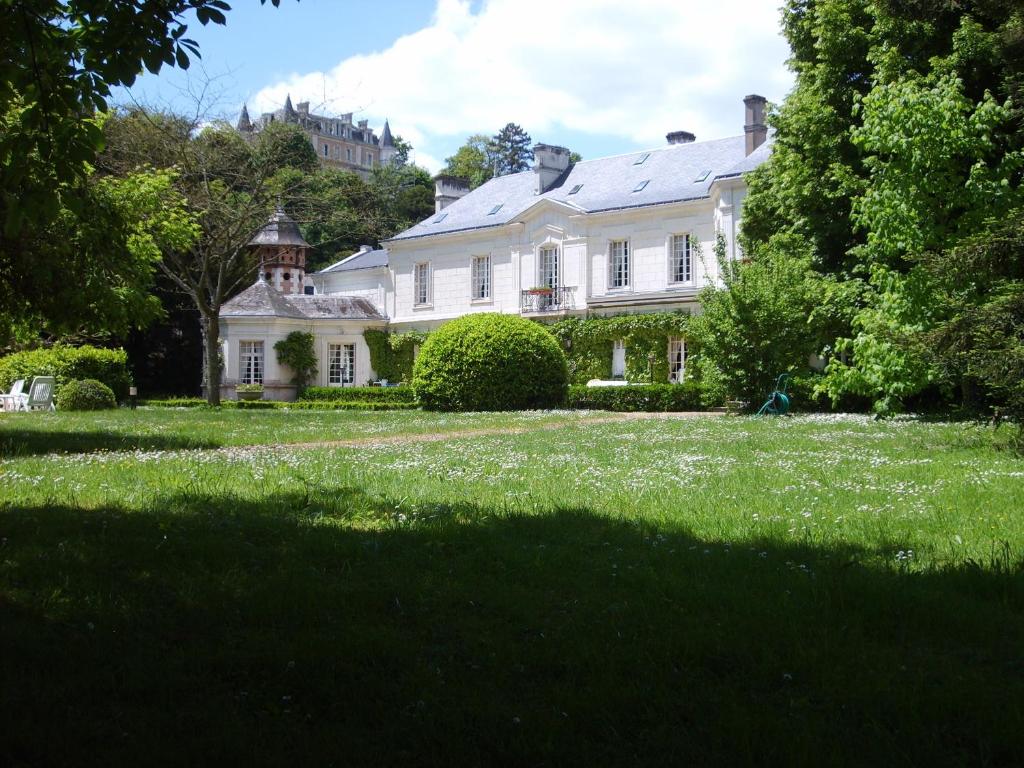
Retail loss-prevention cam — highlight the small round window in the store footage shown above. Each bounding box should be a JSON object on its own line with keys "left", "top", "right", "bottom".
{"left": 283, "top": 272, "right": 291, "bottom": 280}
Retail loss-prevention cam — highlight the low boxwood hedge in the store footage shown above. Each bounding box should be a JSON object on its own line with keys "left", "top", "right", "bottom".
{"left": 567, "top": 383, "right": 704, "bottom": 412}
{"left": 300, "top": 386, "right": 416, "bottom": 404}
{"left": 142, "top": 398, "right": 417, "bottom": 411}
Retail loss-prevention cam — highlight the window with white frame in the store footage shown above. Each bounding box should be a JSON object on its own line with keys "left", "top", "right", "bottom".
{"left": 414, "top": 262, "right": 431, "bottom": 305}
{"left": 668, "top": 337, "right": 686, "bottom": 383}
{"left": 239, "top": 341, "right": 264, "bottom": 385}
{"left": 609, "top": 240, "right": 630, "bottom": 289}
{"left": 612, "top": 339, "right": 626, "bottom": 378}
{"left": 670, "top": 234, "right": 692, "bottom": 284}
{"left": 328, "top": 343, "right": 356, "bottom": 385}
{"left": 471, "top": 255, "right": 491, "bottom": 300}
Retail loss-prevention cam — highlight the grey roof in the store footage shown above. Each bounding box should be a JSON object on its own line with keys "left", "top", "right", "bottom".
{"left": 220, "top": 281, "right": 384, "bottom": 320}
{"left": 237, "top": 104, "right": 251, "bottom": 132}
{"left": 249, "top": 207, "right": 311, "bottom": 248}
{"left": 315, "top": 248, "right": 388, "bottom": 274}
{"left": 379, "top": 119, "right": 394, "bottom": 148}
{"left": 390, "top": 134, "right": 772, "bottom": 241}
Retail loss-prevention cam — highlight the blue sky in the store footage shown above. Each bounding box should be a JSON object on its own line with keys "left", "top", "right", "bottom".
{"left": 119, "top": 0, "right": 794, "bottom": 172}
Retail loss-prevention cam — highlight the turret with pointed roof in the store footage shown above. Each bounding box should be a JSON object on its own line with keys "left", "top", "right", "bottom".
{"left": 236, "top": 104, "right": 252, "bottom": 133}
{"left": 283, "top": 94, "right": 296, "bottom": 122}
{"left": 379, "top": 118, "right": 398, "bottom": 166}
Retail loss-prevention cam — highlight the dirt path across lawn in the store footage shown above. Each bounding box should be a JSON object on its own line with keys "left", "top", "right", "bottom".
{"left": 272, "top": 411, "right": 719, "bottom": 452}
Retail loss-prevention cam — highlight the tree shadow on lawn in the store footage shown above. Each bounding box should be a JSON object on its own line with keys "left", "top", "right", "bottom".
{"left": 0, "top": 429, "right": 220, "bottom": 457}
{"left": 2, "top": 488, "right": 1022, "bottom": 768}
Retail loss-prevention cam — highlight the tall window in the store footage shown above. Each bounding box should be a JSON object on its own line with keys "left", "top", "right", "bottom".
{"left": 668, "top": 337, "right": 686, "bottom": 383}
{"left": 609, "top": 240, "right": 630, "bottom": 289}
{"left": 240, "top": 341, "right": 264, "bottom": 385}
{"left": 414, "top": 262, "right": 431, "bottom": 305}
{"left": 323, "top": 144, "right": 329, "bottom": 157}
{"left": 471, "top": 255, "right": 491, "bottom": 300}
{"left": 670, "top": 234, "right": 692, "bottom": 284}
{"left": 328, "top": 343, "right": 355, "bottom": 385}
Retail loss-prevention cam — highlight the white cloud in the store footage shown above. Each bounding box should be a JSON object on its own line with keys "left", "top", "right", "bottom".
{"left": 251, "top": 0, "right": 793, "bottom": 172}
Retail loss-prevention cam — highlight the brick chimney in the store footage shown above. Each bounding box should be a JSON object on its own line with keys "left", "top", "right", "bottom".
{"left": 666, "top": 131, "right": 696, "bottom": 145}
{"left": 744, "top": 94, "right": 768, "bottom": 156}
{"left": 532, "top": 143, "right": 571, "bottom": 194}
{"left": 433, "top": 174, "right": 470, "bottom": 213}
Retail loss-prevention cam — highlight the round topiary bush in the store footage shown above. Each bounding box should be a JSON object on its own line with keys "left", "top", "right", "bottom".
{"left": 413, "top": 313, "right": 568, "bottom": 411}
{"left": 56, "top": 378, "right": 117, "bottom": 411}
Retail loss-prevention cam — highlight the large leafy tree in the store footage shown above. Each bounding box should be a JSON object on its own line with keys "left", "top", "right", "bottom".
{"left": 0, "top": 0, "right": 288, "bottom": 342}
{"left": 735, "top": 0, "right": 1024, "bottom": 414}
{"left": 443, "top": 134, "right": 495, "bottom": 189}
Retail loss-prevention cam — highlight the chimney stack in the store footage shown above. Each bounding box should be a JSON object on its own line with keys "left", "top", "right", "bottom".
{"left": 744, "top": 94, "right": 768, "bottom": 156}
{"left": 666, "top": 131, "right": 696, "bottom": 145}
{"left": 532, "top": 143, "right": 571, "bottom": 194}
{"left": 433, "top": 174, "right": 470, "bottom": 213}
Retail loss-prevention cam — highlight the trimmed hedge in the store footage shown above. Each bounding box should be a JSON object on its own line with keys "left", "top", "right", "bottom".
{"left": 141, "top": 398, "right": 417, "bottom": 411}
{"left": 300, "top": 386, "right": 416, "bottom": 404}
{"left": 56, "top": 379, "right": 117, "bottom": 411}
{"left": 413, "top": 313, "right": 568, "bottom": 411}
{"left": 567, "top": 383, "right": 704, "bottom": 412}
{"left": 0, "top": 345, "right": 132, "bottom": 400}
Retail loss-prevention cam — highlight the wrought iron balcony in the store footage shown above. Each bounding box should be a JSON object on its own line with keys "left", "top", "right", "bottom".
{"left": 520, "top": 286, "right": 575, "bottom": 314}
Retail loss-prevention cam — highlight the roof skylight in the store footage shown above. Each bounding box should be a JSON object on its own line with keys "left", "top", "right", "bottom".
{"left": 488, "top": 204, "right": 504, "bottom": 215}
{"left": 632, "top": 179, "right": 650, "bottom": 193}
{"left": 634, "top": 153, "right": 650, "bottom": 165}
{"left": 568, "top": 184, "right": 583, "bottom": 195}
{"left": 694, "top": 169, "right": 711, "bottom": 182}
{"left": 433, "top": 212, "right": 448, "bottom": 223}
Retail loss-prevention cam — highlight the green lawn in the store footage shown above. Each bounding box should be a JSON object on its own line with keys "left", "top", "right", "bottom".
{"left": 2, "top": 411, "right": 1023, "bottom": 766}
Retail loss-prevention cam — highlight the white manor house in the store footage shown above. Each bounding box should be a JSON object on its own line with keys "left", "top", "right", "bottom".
{"left": 219, "top": 96, "right": 772, "bottom": 399}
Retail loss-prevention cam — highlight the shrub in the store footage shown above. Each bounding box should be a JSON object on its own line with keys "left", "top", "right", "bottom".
{"left": 0, "top": 345, "right": 132, "bottom": 400}
{"left": 413, "top": 313, "right": 568, "bottom": 411}
{"left": 300, "top": 386, "right": 417, "bottom": 404}
{"left": 567, "top": 383, "right": 704, "bottom": 412}
{"left": 56, "top": 379, "right": 117, "bottom": 411}
{"left": 274, "top": 331, "right": 317, "bottom": 393}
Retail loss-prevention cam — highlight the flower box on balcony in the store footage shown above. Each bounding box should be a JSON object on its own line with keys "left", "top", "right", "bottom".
{"left": 526, "top": 287, "right": 554, "bottom": 296}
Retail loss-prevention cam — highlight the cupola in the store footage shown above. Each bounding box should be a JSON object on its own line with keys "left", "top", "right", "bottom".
{"left": 248, "top": 206, "right": 311, "bottom": 295}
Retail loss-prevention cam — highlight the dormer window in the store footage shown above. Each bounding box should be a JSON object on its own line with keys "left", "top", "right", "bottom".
{"left": 488, "top": 204, "right": 503, "bottom": 215}
{"left": 568, "top": 184, "right": 583, "bottom": 195}
{"left": 632, "top": 180, "right": 650, "bottom": 193}
{"left": 633, "top": 153, "right": 650, "bottom": 165}
{"left": 694, "top": 169, "right": 711, "bottom": 182}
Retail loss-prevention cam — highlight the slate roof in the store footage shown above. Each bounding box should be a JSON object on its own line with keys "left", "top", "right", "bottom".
{"left": 249, "top": 207, "right": 311, "bottom": 248}
{"left": 315, "top": 248, "right": 389, "bottom": 274}
{"left": 220, "top": 280, "right": 384, "bottom": 320}
{"left": 390, "top": 134, "right": 773, "bottom": 241}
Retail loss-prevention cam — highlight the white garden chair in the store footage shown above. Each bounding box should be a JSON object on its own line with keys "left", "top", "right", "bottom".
{"left": 0, "top": 379, "right": 25, "bottom": 412}
{"left": 17, "top": 377, "right": 56, "bottom": 412}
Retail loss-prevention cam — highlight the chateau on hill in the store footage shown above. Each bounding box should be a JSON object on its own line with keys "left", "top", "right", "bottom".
{"left": 236, "top": 95, "right": 397, "bottom": 178}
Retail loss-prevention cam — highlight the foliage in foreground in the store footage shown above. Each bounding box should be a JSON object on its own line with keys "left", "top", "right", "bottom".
{"left": 567, "top": 383, "right": 704, "bottom": 412}
{"left": 413, "top": 313, "right": 568, "bottom": 411}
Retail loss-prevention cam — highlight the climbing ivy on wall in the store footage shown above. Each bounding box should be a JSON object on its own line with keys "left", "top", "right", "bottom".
{"left": 364, "top": 329, "right": 430, "bottom": 383}
{"left": 366, "top": 311, "right": 695, "bottom": 387}
{"left": 546, "top": 312, "right": 691, "bottom": 385}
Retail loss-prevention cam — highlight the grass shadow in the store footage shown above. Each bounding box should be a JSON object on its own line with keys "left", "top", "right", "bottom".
{"left": 2, "top": 488, "right": 1022, "bottom": 767}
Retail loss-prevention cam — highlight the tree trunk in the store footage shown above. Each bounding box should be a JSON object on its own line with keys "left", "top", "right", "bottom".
{"left": 203, "top": 312, "right": 222, "bottom": 406}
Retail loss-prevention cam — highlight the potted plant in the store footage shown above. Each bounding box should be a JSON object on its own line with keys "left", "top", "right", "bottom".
{"left": 236, "top": 383, "right": 264, "bottom": 401}
{"left": 527, "top": 286, "right": 554, "bottom": 295}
